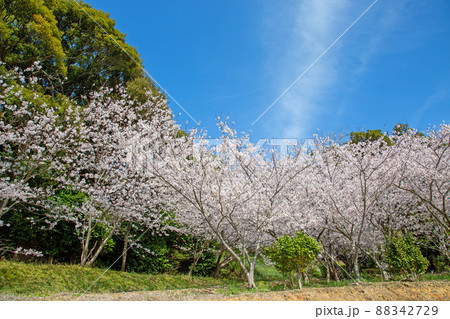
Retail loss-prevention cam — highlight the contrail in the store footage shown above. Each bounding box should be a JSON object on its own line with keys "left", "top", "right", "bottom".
{"left": 252, "top": 0, "right": 380, "bottom": 126}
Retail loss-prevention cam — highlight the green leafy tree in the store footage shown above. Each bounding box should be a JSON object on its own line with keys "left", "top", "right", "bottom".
{"left": 393, "top": 123, "right": 411, "bottom": 136}
{"left": 392, "top": 123, "right": 425, "bottom": 137}
{"left": 385, "top": 232, "right": 429, "bottom": 280}
{"left": 1, "top": 0, "right": 162, "bottom": 101}
{"left": 53, "top": 0, "right": 144, "bottom": 99}
{"left": 265, "top": 232, "right": 322, "bottom": 289}
{"left": 127, "top": 76, "right": 163, "bottom": 105}
{"left": 350, "top": 129, "right": 393, "bottom": 145}
{"left": 0, "top": 0, "right": 66, "bottom": 75}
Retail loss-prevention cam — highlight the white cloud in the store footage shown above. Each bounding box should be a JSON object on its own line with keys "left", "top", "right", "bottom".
{"left": 258, "top": 0, "right": 390, "bottom": 138}
{"left": 262, "top": 0, "right": 353, "bottom": 138}
{"left": 253, "top": 0, "right": 447, "bottom": 139}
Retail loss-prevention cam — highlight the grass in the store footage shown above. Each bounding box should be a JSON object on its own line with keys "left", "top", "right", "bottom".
{"left": 0, "top": 260, "right": 223, "bottom": 297}
{"left": 226, "top": 259, "right": 450, "bottom": 293}
{"left": 1, "top": 259, "right": 448, "bottom": 298}
{"left": 417, "top": 272, "right": 450, "bottom": 281}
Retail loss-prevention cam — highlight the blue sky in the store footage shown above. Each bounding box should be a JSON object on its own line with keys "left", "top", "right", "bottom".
{"left": 88, "top": 0, "right": 450, "bottom": 141}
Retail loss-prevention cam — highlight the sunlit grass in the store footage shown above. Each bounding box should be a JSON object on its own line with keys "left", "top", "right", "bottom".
{"left": 0, "top": 260, "right": 222, "bottom": 297}
{"left": 0, "top": 260, "right": 447, "bottom": 298}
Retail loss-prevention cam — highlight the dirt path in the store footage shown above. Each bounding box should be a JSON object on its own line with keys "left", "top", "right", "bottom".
{"left": 3, "top": 280, "right": 447, "bottom": 301}
{"left": 211, "top": 281, "right": 450, "bottom": 301}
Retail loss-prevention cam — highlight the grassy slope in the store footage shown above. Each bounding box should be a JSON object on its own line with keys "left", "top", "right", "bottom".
{"left": 1, "top": 260, "right": 448, "bottom": 298}
{"left": 0, "top": 261, "right": 223, "bottom": 297}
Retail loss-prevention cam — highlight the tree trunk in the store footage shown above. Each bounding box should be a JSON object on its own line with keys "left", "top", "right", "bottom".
{"left": 213, "top": 254, "right": 234, "bottom": 278}
{"left": 121, "top": 223, "right": 131, "bottom": 272}
{"left": 303, "top": 271, "right": 309, "bottom": 284}
{"left": 297, "top": 269, "right": 303, "bottom": 289}
{"left": 213, "top": 246, "right": 225, "bottom": 278}
{"left": 86, "top": 223, "right": 118, "bottom": 267}
{"left": 80, "top": 216, "right": 93, "bottom": 267}
{"left": 304, "top": 263, "right": 314, "bottom": 284}
{"left": 326, "top": 260, "right": 331, "bottom": 283}
{"left": 330, "top": 259, "right": 341, "bottom": 281}
{"left": 188, "top": 251, "right": 202, "bottom": 278}
{"left": 213, "top": 232, "right": 258, "bottom": 288}
{"left": 372, "top": 256, "right": 389, "bottom": 281}
{"left": 324, "top": 249, "right": 341, "bottom": 282}
{"left": 245, "top": 270, "right": 256, "bottom": 289}
{"left": 351, "top": 240, "right": 361, "bottom": 282}
{"left": 0, "top": 198, "right": 9, "bottom": 219}
{"left": 354, "top": 257, "right": 360, "bottom": 282}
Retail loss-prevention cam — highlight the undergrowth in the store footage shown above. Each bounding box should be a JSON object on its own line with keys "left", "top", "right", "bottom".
{"left": 0, "top": 260, "right": 448, "bottom": 298}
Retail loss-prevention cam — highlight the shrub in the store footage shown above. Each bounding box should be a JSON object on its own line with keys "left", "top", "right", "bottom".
{"left": 264, "top": 232, "right": 321, "bottom": 288}
{"left": 385, "top": 233, "right": 429, "bottom": 280}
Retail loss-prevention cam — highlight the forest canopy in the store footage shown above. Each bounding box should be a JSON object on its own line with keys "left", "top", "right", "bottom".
{"left": 0, "top": 0, "right": 160, "bottom": 100}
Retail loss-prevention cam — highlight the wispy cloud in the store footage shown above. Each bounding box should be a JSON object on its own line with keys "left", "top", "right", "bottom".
{"left": 259, "top": 0, "right": 384, "bottom": 138}
{"left": 411, "top": 84, "right": 450, "bottom": 129}
{"left": 351, "top": 1, "right": 416, "bottom": 76}
{"left": 264, "top": 0, "right": 353, "bottom": 138}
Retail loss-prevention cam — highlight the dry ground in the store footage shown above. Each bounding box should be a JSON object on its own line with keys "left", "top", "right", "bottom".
{"left": 2, "top": 280, "right": 448, "bottom": 301}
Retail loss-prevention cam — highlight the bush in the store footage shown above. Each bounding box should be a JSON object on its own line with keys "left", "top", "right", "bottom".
{"left": 264, "top": 232, "right": 321, "bottom": 288}
{"left": 0, "top": 209, "right": 80, "bottom": 263}
{"left": 385, "top": 233, "right": 429, "bottom": 280}
{"left": 435, "top": 255, "right": 450, "bottom": 273}
{"left": 191, "top": 250, "right": 217, "bottom": 277}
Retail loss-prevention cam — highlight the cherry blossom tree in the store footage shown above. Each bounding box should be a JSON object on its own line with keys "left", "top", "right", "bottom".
{"left": 3, "top": 63, "right": 448, "bottom": 283}
{"left": 312, "top": 136, "right": 399, "bottom": 281}
{"left": 1, "top": 64, "right": 177, "bottom": 265}
{"left": 57, "top": 87, "right": 177, "bottom": 267}
{"left": 131, "top": 120, "right": 314, "bottom": 288}
{"left": 393, "top": 125, "right": 450, "bottom": 257}
{"left": 0, "top": 64, "right": 82, "bottom": 220}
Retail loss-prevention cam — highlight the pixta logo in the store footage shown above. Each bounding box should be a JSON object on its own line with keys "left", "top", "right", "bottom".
{"left": 199, "top": 138, "right": 314, "bottom": 158}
